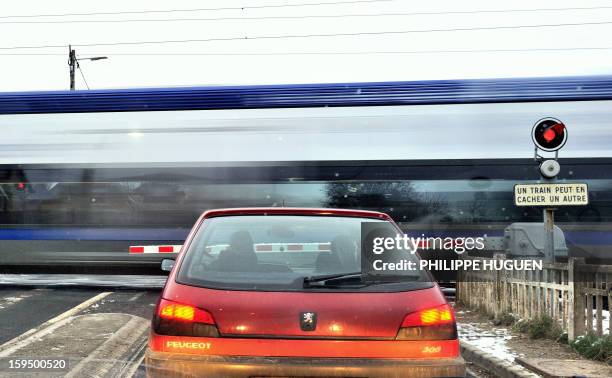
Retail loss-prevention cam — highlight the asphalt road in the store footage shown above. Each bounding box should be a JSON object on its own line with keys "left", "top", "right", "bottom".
{"left": 0, "top": 286, "right": 160, "bottom": 377}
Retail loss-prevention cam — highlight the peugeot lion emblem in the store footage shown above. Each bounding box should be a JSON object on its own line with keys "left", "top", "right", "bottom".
{"left": 300, "top": 311, "right": 317, "bottom": 331}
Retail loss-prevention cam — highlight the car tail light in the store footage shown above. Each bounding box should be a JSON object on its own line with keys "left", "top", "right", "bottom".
{"left": 153, "top": 298, "right": 219, "bottom": 337}
{"left": 396, "top": 304, "right": 457, "bottom": 340}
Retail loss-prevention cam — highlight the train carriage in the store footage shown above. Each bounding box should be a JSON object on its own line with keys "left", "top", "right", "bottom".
{"left": 1, "top": 75, "right": 612, "bottom": 269}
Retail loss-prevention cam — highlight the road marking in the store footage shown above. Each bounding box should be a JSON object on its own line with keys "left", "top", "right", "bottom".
{"left": 128, "top": 292, "right": 145, "bottom": 302}
{"left": 0, "top": 291, "right": 112, "bottom": 356}
{"left": 64, "top": 314, "right": 149, "bottom": 378}
{"left": 44, "top": 291, "right": 112, "bottom": 325}
{"left": 125, "top": 353, "right": 146, "bottom": 378}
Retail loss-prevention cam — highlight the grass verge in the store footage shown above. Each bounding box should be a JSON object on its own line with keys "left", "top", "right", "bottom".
{"left": 512, "top": 315, "right": 564, "bottom": 341}
{"left": 570, "top": 333, "right": 612, "bottom": 364}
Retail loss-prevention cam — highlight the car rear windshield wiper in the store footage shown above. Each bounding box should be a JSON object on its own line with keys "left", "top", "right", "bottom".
{"left": 303, "top": 271, "right": 363, "bottom": 288}
{"left": 303, "top": 272, "right": 425, "bottom": 288}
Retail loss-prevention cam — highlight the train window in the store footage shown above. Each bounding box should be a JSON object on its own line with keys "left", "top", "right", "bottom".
{"left": 2, "top": 168, "right": 612, "bottom": 261}
{"left": 1, "top": 176, "right": 611, "bottom": 226}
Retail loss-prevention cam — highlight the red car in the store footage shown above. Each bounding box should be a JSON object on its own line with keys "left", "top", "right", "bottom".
{"left": 145, "top": 208, "right": 465, "bottom": 377}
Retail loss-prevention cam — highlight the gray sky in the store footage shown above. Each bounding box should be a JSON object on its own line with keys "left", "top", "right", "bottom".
{"left": 2, "top": 0, "right": 612, "bottom": 91}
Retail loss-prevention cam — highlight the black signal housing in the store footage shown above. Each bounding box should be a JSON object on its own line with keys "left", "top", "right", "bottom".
{"left": 532, "top": 118, "right": 567, "bottom": 152}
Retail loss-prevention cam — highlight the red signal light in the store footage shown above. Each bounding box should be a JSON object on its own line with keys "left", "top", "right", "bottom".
{"left": 543, "top": 128, "right": 556, "bottom": 142}
{"left": 16, "top": 182, "right": 25, "bottom": 190}
{"left": 532, "top": 118, "right": 567, "bottom": 152}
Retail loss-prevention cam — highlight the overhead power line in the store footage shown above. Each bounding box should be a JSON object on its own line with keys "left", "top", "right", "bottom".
{"left": 77, "top": 63, "right": 90, "bottom": 90}
{"left": 2, "top": 6, "right": 612, "bottom": 25}
{"left": 0, "top": 0, "right": 392, "bottom": 19}
{"left": 1, "top": 20, "right": 612, "bottom": 51}
{"left": 4, "top": 47, "right": 612, "bottom": 57}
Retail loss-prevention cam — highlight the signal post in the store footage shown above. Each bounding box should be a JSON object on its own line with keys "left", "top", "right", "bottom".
{"left": 513, "top": 118, "right": 588, "bottom": 262}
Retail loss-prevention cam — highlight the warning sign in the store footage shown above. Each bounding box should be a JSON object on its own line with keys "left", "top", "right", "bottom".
{"left": 514, "top": 183, "right": 588, "bottom": 207}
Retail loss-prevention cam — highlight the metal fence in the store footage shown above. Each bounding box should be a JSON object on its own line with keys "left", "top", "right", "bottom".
{"left": 456, "top": 255, "right": 611, "bottom": 341}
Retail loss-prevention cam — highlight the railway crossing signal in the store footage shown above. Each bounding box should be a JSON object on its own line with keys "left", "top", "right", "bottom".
{"left": 527, "top": 118, "right": 572, "bottom": 262}
{"left": 532, "top": 118, "right": 568, "bottom": 152}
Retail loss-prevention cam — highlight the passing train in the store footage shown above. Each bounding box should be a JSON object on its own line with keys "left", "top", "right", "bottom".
{"left": 0, "top": 76, "right": 611, "bottom": 269}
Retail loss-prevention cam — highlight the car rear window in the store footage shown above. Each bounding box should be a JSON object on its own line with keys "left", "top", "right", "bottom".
{"left": 176, "top": 215, "right": 431, "bottom": 292}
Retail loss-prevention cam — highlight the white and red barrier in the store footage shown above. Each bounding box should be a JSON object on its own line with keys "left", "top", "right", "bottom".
{"left": 129, "top": 245, "right": 182, "bottom": 254}
{"left": 129, "top": 242, "right": 332, "bottom": 254}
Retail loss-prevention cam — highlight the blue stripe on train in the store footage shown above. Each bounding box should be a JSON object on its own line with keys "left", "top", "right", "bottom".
{"left": 0, "top": 228, "right": 610, "bottom": 246}
{"left": 2, "top": 76, "right": 612, "bottom": 115}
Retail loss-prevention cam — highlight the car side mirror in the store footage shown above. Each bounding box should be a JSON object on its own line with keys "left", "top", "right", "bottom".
{"left": 161, "top": 258, "right": 175, "bottom": 272}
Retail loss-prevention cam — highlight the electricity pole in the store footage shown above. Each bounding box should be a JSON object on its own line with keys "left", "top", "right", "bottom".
{"left": 67, "top": 45, "right": 108, "bottom": 90}
{"left": 68, "top": 45, "right": 77, "bottom": 90}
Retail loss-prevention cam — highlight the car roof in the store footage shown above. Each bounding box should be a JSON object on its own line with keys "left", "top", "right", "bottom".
{"left": 201, "top": 207, "right": 392, "bottom": 221}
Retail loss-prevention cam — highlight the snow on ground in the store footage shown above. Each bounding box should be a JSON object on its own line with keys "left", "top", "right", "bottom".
{"left": 457, "top": 308, "right": 609, "bottom": 365}
{"left": 458, "top": 322, "right": 517, "bottom": 362}
{"left": 0, "top": 293, "right": 31, "bottom": 309}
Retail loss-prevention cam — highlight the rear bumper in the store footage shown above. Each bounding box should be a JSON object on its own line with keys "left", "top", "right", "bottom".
{"left": 145, "top": 350, "right": 466, "bottom": 378}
